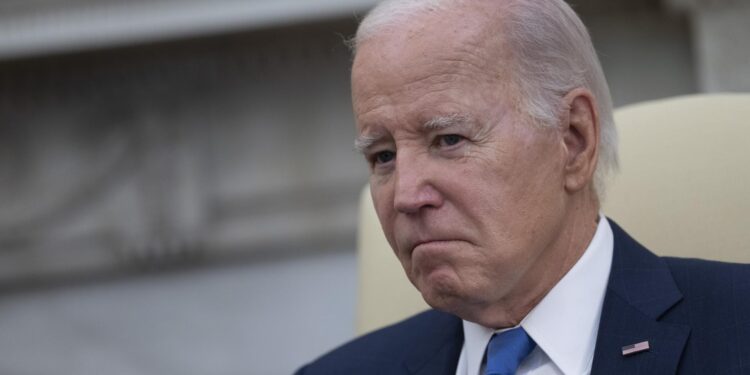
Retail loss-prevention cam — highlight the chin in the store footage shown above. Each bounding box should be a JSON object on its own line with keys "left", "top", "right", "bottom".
{"left": 422, "top": 288, "right": 499, "bottom": 326}
{"left": 416, "top": 271, "right": 499, "bottom": 323}
{"left": 416, "top": 269, "right": 468, "bottom": 313}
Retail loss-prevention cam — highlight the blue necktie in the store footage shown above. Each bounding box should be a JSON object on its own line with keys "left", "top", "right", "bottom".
{"left": 484, "top": 327, "right": 536, "bottom": 375}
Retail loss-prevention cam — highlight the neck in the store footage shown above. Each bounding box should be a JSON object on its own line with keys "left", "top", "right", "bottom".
{"left": 473, "top": 194, "right": 600, "bottom": 328}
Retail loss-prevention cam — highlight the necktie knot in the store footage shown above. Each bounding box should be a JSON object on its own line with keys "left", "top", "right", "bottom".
{"left": 484, "top": 327, "right": 536, "bottom": 375}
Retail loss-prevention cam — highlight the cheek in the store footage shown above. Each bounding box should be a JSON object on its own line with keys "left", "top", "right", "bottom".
{"left": 370, "top": 175, "right": 393, "bottom": 220}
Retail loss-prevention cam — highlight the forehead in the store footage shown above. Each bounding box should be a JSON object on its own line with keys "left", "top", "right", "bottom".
{"left": 352, "top": 8, "right": 501, "bottom": 86}
{"left": 351, "top": 6, "right": 514, "bottom": 132}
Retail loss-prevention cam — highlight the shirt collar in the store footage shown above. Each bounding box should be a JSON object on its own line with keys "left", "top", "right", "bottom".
{"left": 462, "top": 215, "right": 614, "bottom": 375}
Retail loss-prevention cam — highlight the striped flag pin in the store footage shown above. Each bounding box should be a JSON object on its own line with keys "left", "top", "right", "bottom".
{"left": 622, "top": 341, "right": 650, "bottom": 356}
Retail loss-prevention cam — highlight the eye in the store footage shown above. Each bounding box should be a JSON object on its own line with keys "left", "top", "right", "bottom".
{"left": 373, "top": 150, "right": 396, "bottom": 165}
{"left": 437, "top": 134, "right": 464, "bottom": 147}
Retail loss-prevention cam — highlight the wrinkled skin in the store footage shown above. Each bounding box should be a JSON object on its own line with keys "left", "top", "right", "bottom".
{"left": 352, "top": 2, "right": 601, "bottom": 328}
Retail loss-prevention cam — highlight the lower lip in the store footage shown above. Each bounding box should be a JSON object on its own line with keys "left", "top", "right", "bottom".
{"left": 413, "top": 240, "right": 460, "bottom": 253}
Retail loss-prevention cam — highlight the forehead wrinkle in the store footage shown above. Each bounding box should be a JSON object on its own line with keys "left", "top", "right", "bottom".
{"left": 388, "top": 71, "right": 481, "bottom": 101}
{"left": 408, "top": 55, "right": 490, "bottom": 87}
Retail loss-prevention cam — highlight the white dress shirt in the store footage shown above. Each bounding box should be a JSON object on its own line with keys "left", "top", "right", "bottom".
{"left": 455, "top": 215, "right": 614, "bottom": 375}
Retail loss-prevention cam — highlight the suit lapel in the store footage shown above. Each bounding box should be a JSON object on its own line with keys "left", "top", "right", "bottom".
{"left": 591, "top": 220, "right": 690, "bottom": 375}
{"left": 402, "top": 312, "right": 464, "bottom": 375}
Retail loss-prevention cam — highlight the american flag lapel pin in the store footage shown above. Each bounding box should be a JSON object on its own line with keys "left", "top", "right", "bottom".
{"left": 621, "top": 340, "right": 650, "bottom": 356}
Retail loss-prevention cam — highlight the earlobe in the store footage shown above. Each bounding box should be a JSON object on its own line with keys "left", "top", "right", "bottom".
{"left": 562, "top": 89, "right": 599, "bottom": 193}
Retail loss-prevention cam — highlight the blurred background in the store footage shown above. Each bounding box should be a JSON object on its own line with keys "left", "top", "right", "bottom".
{"left": 0, "top": 0, "right": 747, "bottom": 374}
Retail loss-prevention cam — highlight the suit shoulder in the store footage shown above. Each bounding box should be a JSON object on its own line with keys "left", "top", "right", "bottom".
{"left": 664, "top": 256, "right": 750, "bottom": 292}
{"left": 663, "top": 256, "right": 750, "bottom": 320}
{"left": 296, "top": 309, "right": 461, "bottom": 375}
{"left": 661, "top": 257, "right": 750, "bottom": 373}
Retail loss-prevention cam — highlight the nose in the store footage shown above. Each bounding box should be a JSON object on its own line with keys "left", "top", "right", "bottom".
{"left": 392, "top": 154, "right": 443, "bottom": 214}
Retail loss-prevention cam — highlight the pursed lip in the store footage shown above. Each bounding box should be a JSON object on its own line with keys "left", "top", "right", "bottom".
{"left": 409, "top": 238, "right": 464, "bottom": 254}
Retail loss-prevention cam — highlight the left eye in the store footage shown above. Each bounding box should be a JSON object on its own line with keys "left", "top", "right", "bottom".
{"left": 438, "top": 134, "right": 464, "bottom": 147}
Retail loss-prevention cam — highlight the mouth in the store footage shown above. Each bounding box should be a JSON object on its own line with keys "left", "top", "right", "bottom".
{"left": 411, "top": 239, "right": 462, "bottom": 254}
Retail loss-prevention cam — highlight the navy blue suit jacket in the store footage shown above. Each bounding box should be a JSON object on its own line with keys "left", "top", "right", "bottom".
{"left": 297, "top": 221, "right": 750, "bottom": 374}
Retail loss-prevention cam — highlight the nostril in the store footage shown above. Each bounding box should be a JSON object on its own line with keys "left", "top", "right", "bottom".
{"left": 394, "top": 185, "right": 443, "bottom": 214}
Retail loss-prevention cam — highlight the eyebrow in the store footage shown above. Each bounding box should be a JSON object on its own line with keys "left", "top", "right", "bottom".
{"left": 354, "top": 131, "right": 384, "bottom": 154}
{"left": 423, "top": 113, "right": 473, "bottom": 130}
{"left": 353, "top": 113, "right": 476, "bottom": 154}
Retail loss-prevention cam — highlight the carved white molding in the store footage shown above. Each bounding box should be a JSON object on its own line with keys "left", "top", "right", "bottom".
{"left": 0, "top": 0, "right": 376, "bottom": 61}
{"left": 0, "top": 24, "right": 366, "bottom": 286}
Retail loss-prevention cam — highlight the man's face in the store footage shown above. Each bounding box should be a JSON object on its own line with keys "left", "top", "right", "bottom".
{"left": 352, "top": 12, "right": 573, "bottom": 321}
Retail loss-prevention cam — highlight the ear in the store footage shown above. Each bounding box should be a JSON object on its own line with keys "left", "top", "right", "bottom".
{"left": 561, "top": 88, "right": 599, "bottom": 193}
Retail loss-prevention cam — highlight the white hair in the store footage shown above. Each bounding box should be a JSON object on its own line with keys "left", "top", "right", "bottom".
{"left": 352, "top": 0, "right": 618, "bottom": 198}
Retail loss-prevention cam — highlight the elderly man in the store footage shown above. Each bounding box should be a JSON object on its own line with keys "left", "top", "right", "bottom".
{"left": 297, "top": 0, "right": 750, "bottom": 374}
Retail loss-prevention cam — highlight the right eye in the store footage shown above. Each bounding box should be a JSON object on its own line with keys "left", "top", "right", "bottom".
{"left": 373, "top": 150, "right": 396, "bottom": 165}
